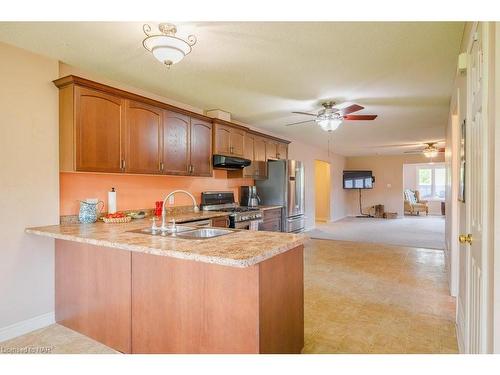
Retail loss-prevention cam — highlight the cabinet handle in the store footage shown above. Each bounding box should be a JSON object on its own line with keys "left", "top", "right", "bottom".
{"left": 230, "top": 146, "right": 233, "bottom": 154}
{"left": 159, "top": 162, "right": 164, "bottom": 171}
{"left": 277, "top": 153, "right": 280, "bottom": 159}
{"left": 121, "top": 159, "right": 126, "bottom": 171}
{"left": 191, "top": 165, "right": 195, "bottom": 174}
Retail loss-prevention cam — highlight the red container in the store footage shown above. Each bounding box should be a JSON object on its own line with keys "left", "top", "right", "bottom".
{"left": 154, "top": 201, "right": 163, "bottom": 217}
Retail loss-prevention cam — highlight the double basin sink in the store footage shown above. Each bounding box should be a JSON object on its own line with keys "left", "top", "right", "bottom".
{"left": 129, "top": 225, "right": 234, "bottom": 240}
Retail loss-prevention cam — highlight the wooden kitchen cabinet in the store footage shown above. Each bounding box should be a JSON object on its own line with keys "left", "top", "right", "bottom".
{"left": 213, "top": 121, "right": 245, "bottom": 157}
{"left": 265, "top": 140, "right": 288, "bottom": 161}
{"left": 259, "top": 207, "right": 282, "bottom": 232}
{"left": 265, "top": 140, "right": 279, "bottom": 161}
{"left": 163, "top": 111, "right": 190, "bottom": 175}
{"left": 211, "top": 216, "right": 229, "bottom": 228}
{"left": 55, "top": 75, "right": 289, "bottom": 177}
{"left": 253, "top": 136, "right": 268, "bottom": 179}
{"left": 277, "top": 142, "right": 288, "bottom": 160}
{"left": 242, "top": 133, "right": 255, "bottom": 177}
{"left": 124, "top": 100, "right": 163, "bottom": 174}
{"left": 73, "top": 86, "right": 125, "bottom": 173}
{"left": 190, "top": 118, "right": 213, "bottom": 176}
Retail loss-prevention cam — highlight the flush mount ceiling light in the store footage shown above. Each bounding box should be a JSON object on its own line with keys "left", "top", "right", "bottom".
{"left": 142, "top": 23, "right": 197, "bottom": 68}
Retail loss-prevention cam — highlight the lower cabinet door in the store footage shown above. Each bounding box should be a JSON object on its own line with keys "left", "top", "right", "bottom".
{"left": 259, "top": 218, "right": 281, "bottom": 232}
{"left": 211, "top": 216, "right": 229, "bottom": 228}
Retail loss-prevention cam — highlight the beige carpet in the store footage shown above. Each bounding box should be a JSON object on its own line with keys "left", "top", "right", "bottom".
{"left": 308, "top": 216, "right": 445, "bottom": 250}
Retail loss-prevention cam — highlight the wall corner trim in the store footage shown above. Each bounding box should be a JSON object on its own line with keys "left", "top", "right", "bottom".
{"left": 0, "top": 312, "right": 55, "bottom": 343}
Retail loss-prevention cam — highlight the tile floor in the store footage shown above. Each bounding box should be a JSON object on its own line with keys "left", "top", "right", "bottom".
{"left": 303, "top": 239, "right": 457, "bottom": 353}
{"left": 0, "top": 239, "right": 458, "bottom": 354}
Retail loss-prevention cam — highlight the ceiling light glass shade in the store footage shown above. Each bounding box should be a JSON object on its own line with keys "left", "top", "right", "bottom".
{"left": 316, "top": 118, "right": 342, "bottom": 132}
{"left": 143, "top": 24, "right": 196, "bottom": 67}
{"left": 423, "top": 149, "right": 439, "bottom": 158}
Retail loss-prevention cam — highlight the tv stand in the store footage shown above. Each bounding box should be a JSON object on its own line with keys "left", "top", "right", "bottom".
{"left": 356, "top": 188, "right": 373, "bottom": 218}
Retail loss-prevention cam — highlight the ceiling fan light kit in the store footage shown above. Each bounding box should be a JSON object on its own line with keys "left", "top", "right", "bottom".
{"left": 287, "top": 101, "right": 377, "bottom": 131}
{"left": 142, "top": 23, "right": 197, "bottom": 68}
{"left": 423, "top": 149, "right": 439, "bottom": 158}
{"left": 316, "top": 118, "right": 342, "bottom": 132}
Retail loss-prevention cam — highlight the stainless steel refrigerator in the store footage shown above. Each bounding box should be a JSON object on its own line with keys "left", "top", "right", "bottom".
{"left": 256, "top": 159, "right": 305, "bottom": 233}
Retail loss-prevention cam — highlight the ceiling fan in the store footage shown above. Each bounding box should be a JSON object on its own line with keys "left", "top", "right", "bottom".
{"left": 403, "top": 142, "right": 445, "bottom": 158}
{"left": 285, "top": 101, "right": 378, "bottom": 132}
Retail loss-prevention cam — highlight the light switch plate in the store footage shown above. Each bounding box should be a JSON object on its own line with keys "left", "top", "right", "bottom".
{"left": 387, "top": 183, "right": 392, "bottom": 188}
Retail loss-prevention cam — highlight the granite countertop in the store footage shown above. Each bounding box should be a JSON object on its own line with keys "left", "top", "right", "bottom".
{"left": 25, "top": 218, "right": 305, "bottom": 268}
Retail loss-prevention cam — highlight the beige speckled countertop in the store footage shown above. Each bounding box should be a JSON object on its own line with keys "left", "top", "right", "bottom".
{"left": 25, "top": 218, "right": 305, "bottom": 268}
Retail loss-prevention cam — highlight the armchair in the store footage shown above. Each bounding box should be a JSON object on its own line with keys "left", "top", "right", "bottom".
{"left": 404, "top": 189, "right": 429, "bottom": 215}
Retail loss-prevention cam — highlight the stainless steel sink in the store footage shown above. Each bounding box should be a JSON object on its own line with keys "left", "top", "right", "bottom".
{"left": 174, "top": 228, "right": 234, "bottom": 239}
{"left": 130, "top": 225, "right": 197, "bottom": 236}
{"left": 128, "top": 226, "right": 234, "bottom": 239}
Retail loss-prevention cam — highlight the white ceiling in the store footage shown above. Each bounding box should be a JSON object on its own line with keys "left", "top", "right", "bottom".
{"left": 0, "top": 22, "right": 464, "bottom": 156}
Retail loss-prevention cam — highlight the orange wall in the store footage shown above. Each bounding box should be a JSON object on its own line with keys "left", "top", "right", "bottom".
{"left": 60, "top": 171, "right": 254, "bottom": 215}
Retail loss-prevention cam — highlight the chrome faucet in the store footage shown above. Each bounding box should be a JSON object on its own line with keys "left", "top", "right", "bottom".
{"left": 161, "top": 190, "right": 200, "bottom": 231}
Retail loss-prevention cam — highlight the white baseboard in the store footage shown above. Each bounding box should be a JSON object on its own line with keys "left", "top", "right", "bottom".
{"left": 0, "top": 312, "right": 55, "bottom": 343}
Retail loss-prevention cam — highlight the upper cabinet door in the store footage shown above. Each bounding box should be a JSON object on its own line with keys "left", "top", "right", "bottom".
{"left": 254, "top": 136, "right": 267, "bottom": 179}
{"left": 213, "top": 123, "right": 245, "bottom": 157}
{"left": 265, "top": 140, "right": 278, "bottom": 161}
{"left": 230, "top": 128, "right": 245, "bottom": 157}
{"left": 213, "top": 123, "right": 231, "bottom": 155}
{"left": 163, "top": 111, "right": 190, "bottom": 175}
{"left": 243, "top": 133, "right": 255, "bottom": 177}
{"left": 75, "top": 86, "right": 124, "bottom": 172}
{"left": 190, "top": 119, "right": 213, "bottom": 177}
{"left": 277, "top": 142, "right": 288, "bottom": 160}
{"left": 124, "top": 100, "right": 162, "bottom": 174}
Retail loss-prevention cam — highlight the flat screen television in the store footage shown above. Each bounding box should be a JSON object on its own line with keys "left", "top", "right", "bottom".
{"left": 343, "top": 170, "right": 374, "bottom": 189}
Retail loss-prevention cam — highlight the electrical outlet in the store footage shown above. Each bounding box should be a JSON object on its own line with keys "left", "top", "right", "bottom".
{"left": 168, "top": 195, "right": 175, "bottom": 205}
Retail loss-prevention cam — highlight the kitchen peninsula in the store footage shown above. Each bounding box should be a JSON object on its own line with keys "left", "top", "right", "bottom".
{"left": 26, "top": 218, "right": 305, "bottom": 354}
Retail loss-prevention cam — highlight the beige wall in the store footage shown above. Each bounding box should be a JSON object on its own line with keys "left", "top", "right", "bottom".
{"left": 314, "top": 160, "right": 331, "bottom": 222}
{"left": 288, "top": 142, "right": 347, "bottom": 228}
{"left": 0, "top": 42, "right": 59, "bottom": 334}
{"left": 345, "top": 153, "right": 445, "bottom": 217}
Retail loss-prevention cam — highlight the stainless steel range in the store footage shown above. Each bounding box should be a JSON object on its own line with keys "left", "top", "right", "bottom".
{"left": 201, "top": 191, "right": 263, "bottom": 230}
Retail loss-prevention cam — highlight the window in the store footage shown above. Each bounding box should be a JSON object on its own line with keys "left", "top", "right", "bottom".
{"left": 417, "top": 164, "right": 446, "bottom": 200}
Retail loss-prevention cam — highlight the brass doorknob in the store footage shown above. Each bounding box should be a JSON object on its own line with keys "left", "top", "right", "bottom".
{"left": 459, "top": 234, "right": 472, "bottom": 244}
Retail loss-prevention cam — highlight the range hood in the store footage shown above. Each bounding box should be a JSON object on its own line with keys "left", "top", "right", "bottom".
{"left": 213, "top": 155, "right": 251, "bottom": 170}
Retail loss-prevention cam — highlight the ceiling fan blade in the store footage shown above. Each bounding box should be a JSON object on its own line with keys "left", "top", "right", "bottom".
{"left": 344, "top": 114, "right": 378, "bottom": 121}
{"left": 285, "top": 119, "right": 315, "bottom": 126}
{"left": 291, "top": 111, "right": 317, "bottom": 116}
{"left": 334, "top": 104, "right": 364, "bottom": 116}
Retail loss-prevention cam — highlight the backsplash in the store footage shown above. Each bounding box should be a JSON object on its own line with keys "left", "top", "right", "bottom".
{"left": 60, "top": 171, "right": 254, "bottom": 216}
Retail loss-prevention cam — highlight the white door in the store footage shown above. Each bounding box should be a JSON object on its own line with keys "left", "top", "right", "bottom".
{"left": 459, "top": 22, "right": 490, "bottom": 354}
